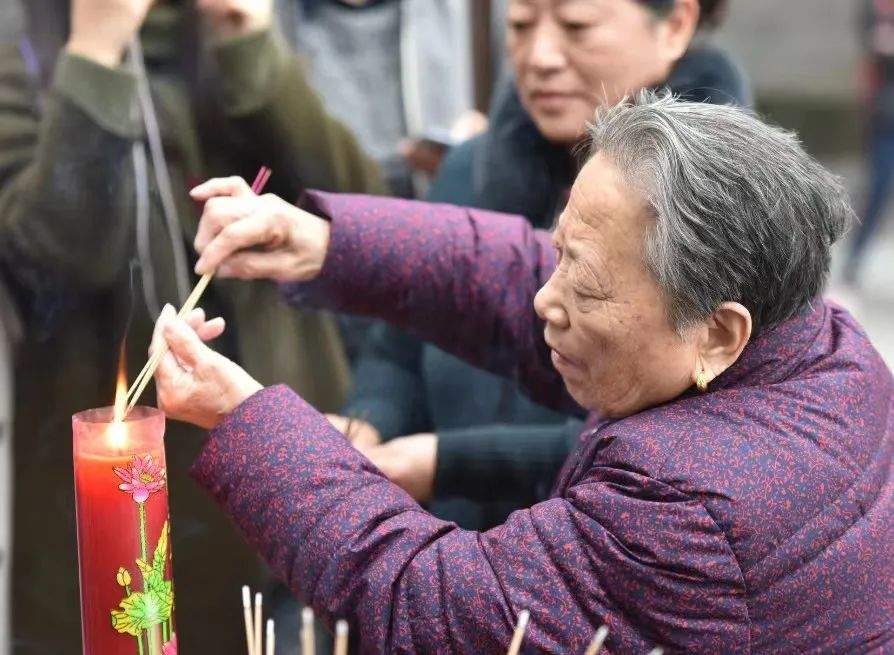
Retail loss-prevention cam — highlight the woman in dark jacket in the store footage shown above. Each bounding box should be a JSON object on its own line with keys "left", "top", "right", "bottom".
{"left": 338, "top": 0, "right": 751, "bottom": 525}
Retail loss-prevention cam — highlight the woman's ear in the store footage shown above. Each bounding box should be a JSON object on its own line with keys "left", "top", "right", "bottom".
{"left": 696, "top": 302, "right": 752, "bottom": 384}
{"left": 655, "top": 0, "right": 700, "bottom": 65}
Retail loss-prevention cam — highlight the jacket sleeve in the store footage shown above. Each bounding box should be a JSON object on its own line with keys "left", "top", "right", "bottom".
{"left": 283, "top": 191, "right": 582, "bottom": 414}
{"left": 341, "top": 321, "right": 433, "bottom": 439}
{"left": 0, "top": 45, "right": 141, "bottom": 291}
{"left": 192, "top": 385, "right": 751, "bottom": 654}
{"left": 435, "top": 419, "right": 582, "bottom": 505}
{"left": 211, "top": 29, "right": 387, "bottom": 200}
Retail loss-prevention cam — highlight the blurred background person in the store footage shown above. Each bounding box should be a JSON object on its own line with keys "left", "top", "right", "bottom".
{"left": 333, "top": 0, "right": 751, "bottom": 531}
{"left": 0, "top": 0, "right": 384, "bottom": 651}
{"left": 273, "top": 0, "right": 496, "bottom": 373}
{"left": 276, "top": 0, "right": 484, "bottom": 200}
{"left": 844, "top": 0, "right": 894, "bottom": 287}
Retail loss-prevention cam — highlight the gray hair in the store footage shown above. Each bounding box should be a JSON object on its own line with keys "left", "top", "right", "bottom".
{"left": 587, "top": 91, "right": 855, "bottom": 335}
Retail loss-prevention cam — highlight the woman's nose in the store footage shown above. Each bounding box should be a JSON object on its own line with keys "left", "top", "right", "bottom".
{"left": 527, "top": 22, "right": 567, "bottom": 73}
{"left": 534, "top": 276, "right": 570, "bottom": 329}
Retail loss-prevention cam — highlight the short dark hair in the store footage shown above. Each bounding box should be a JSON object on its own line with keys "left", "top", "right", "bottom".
{"left": 639, "top": 0, "right": 730, "bottom": 29}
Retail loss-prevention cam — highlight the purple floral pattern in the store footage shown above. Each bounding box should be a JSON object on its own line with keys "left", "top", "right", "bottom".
{"left": 193, "top": 193, "right": 893, "bottom": 654}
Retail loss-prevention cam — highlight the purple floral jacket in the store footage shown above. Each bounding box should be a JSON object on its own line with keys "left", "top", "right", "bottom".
{"left": 191, "top": 192, "right": 894, "bottom": 654}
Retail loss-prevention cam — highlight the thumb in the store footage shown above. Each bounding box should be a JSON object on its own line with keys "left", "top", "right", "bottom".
{"left": 162, "top": 315, "right": 208, "bottom": 371}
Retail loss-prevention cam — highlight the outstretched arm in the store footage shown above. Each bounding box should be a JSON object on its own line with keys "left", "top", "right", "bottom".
{"left": 147, "top": 299, "right": 750, "bottom": 654}
{"left": 190, "top": 183, "right": 577, "bottom": 413}
{"left": 285, "top": 191, "right": 575, "bottom": 413}
{"left": 191, "top": 385, "right": 750, "bottom": 654}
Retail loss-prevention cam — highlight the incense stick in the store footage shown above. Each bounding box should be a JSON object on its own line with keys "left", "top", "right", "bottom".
{"left": 333, "top": 620, "right": 348, "bottom": 655}
{"left": 254, "top": 592, "right": 263, "bottom": 655}
{"left": 265, "top": 618, "right": 275, "bottom": 655}
{"left": 505, "top": 609, "right": 530, "bottom": 655}
{"left": 583, "top": 625, "right": 609, "bottom": 655}
{"left": 242, "top": 586, "right": 255, "bottom": 655}
{"left": 125, "top": 166, "right": 271, "bottom": 413}
{"left": 301, "top": 606, "right": 315, "bottom": 655}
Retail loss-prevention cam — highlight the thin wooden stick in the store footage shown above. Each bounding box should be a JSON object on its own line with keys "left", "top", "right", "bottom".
{"left": 505, "top": 609, "right": 530, "bottom": 655}
{"left": 125, "top": 166, "right": 271, "bottom": 412}
{"left": 301, "top": 606, "right": 315, "bottom": 655}
{"left": 583, "top": 625, "right": 609, "bottom": 655}
{"left": 265, "top": 618, "right": 275, "bottom": 655}
{"left": 253, "top": 592, "right": 263, "bottom": 655}
{"left": 333, "top": 620, "right": 348, "bottom": 655}
{"left": 242, "top": 586, "right": 256, "bottom": 655}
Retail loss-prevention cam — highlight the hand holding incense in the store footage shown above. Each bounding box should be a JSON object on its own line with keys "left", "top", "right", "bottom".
{"left": 125, "top": 166, "right": 271, "bottom": 413}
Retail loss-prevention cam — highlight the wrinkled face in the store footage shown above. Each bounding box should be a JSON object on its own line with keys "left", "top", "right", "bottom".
{"left": 534, "top": 154, "right": 699, "bottom": 417}
{"left": 507, "top": 0, "right": 681, "bottom": 144}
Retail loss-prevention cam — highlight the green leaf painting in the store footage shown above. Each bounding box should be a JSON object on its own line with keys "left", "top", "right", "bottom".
{"left": 108, "top": 454, "right": 176, "bottom": 654}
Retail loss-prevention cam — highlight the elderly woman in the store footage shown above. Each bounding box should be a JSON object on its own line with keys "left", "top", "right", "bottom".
{"left": 152, "top": 95, "right": 892, "bottom": 653}
{"left": 340, "top": 0, "right": 750, "bottom": 531}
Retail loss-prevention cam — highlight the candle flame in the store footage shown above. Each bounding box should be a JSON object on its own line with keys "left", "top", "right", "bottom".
{"left": 109, "top": 343, "right": 128, "bottom": 448}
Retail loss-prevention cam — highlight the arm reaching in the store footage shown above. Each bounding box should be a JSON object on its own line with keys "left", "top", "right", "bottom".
{"left": 191, "top": 385, "right": 750, "bottom": 654}
{"left": 190, "top": 185, "right": 576, "bottom": 412}
{"left": 148, "top": 303, "right": 749, "bottom": 653}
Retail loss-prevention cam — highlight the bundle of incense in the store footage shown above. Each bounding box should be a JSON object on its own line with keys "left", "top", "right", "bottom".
{"left": 254, "top": 592, "right": 263, "bottom": 655}
{"left": 302, "top": 606, "right": 316, "bottom": 655}
{"left": 242, "top": 586, "right": 255, "bottom": 655}
{"left": 584, "top": 625, "right": 610, "bottom": 655}
{"left": 505, "top": 609, "right": 530, "bottom": 655}
{"left": 334, "top": 620, "right": 349, "bottom": 655}
{"left": 125, "top": 165, "right": 272, "bottom": 413}
{"left": 266, "top": 619, "right": 276, "bottom": 655}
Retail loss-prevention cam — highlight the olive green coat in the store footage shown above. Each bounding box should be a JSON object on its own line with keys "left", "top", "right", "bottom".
{"left": 0, "top": 8, "right": 384, "bottom": 652}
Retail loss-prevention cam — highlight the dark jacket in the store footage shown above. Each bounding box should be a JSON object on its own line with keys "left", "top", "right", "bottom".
{"left": 193, "top": 190, "right": 893, "bottom": 653}
{"left": 344, "top": 45, "right": 752, "bottom": 523}
{"left": 0, "top": 7, "right": 384, "bottom": 651}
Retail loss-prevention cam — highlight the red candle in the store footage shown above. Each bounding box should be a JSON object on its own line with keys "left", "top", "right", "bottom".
{"left": 73, "top": 403, "right": 177, "bottom": 655}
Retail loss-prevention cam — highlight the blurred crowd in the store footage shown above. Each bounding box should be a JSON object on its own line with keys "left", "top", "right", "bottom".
{"left": 0, "top": 0, "right": 888, "bottom": 653}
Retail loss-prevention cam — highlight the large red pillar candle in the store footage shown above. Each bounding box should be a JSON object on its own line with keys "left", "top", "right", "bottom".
{"left": 73, "top": 405, "right": 177, "bottom": 655}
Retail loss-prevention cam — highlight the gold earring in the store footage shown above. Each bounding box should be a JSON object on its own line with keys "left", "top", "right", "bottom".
{"left": 695, "top": 368, "right": 710, "bottom": 392}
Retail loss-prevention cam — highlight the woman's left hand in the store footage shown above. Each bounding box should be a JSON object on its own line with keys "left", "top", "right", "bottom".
{"left": 152, "top": 304, "right": 263, "bottom": 430}
{"left": 197, "top": 0, "right": 274, "bottom": 40}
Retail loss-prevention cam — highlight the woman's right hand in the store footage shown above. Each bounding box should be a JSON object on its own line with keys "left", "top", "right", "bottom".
{"left": 190, "top": 177, "right": 331, "bottom": 283}
{"left": 66, "top": 0, "right": 155, "bottom": 68}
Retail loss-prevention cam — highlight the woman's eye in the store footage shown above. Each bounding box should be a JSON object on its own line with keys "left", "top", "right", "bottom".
{"left": 574, "top": 288, "right": 597, "bottom": 300}
{"left": 562, "top": 21, "right": 591, "bottom": 31}
{"left": 508, "top": 19, "right": 534, "bottom": 32}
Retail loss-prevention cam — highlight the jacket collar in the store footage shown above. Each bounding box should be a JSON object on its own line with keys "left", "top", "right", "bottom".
{"left": 712, "top": 302, "right": 829, "bottom": 392}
